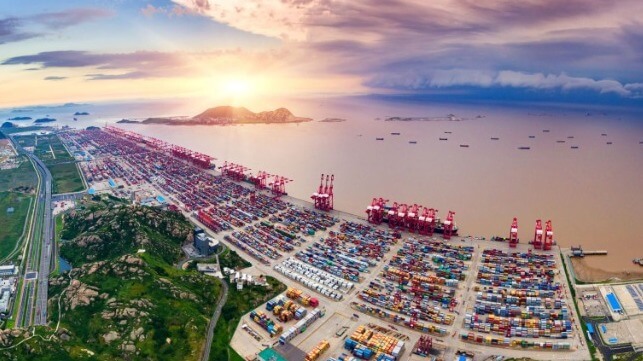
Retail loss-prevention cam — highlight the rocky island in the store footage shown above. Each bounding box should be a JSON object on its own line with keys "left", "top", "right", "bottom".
{"left": 131, "top": 106, "right": 311, "bottom": 126}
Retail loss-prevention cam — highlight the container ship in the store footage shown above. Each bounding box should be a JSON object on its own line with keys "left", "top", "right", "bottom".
{"left": 439, "top": 137, "right": 448, "bottom": 141}
{"left": 391, "top": 132, "right": 401, "bottom": 135}
{"left": 556, "top": 140, "right": 565, "bottom": 143}
{"left": 490, "top": 137, "right": 499, "bottom": 140}
{"left": 376, "top": 137, "right": 384, "bottom": 141}
{"left": 460, "top": 144, "right": 470, "bottom": 148}
{"left": 518, "top": 147, "right": 531, "bottom": 150}
{"left": 571, "top": 146, "right": 579, "bottom": 149}
{"left": 529, "top": 135, "right": 536, "bottom": 139}
{"left": 409, "top": 141, "right": 417, "bottom": 144}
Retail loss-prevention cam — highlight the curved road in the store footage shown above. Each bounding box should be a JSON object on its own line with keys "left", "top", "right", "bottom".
{"left": 201, "top": 253, "right": 229, "bottom": 361}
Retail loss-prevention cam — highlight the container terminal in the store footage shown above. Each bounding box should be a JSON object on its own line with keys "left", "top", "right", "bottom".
{"left": 56, "top": 127, "right": 597, "bottom": 361}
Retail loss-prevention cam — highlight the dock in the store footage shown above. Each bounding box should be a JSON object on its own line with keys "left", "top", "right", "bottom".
{"left": 570, "top": 246, "right": 608, "bottom": 257}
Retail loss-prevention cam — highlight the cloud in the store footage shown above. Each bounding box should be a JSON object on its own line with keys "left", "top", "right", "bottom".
{"left": 366, "top": 69, "right": 642, "bottom": 97}
{"left": 31, "top": 8, "right": 113, "bottom": 30}
{"left": 0, "top": 8, "right": 111, "bottom": 45}
{"left": 172, "top": 0, "right": 643, "bottom": 99}
{"left": 0, "top": 18, "right": 38, "bottom": 44}
{"left": 1, "top": 48, "right": 284, "bottom": 81}
{"left": 141, "top": 4, "right": 194, "bottom": 17}
{"left": 43, "top": 76, "right": 67, "bottom": 81}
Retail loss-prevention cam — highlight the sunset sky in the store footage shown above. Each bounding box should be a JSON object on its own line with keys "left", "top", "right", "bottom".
{"left": 1, "top": 0, "right": 643, "bottom": 107}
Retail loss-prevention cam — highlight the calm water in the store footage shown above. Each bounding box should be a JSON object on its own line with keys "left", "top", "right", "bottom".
{"left": 58, "top": 257, "right": 72, "bottom": 273}
{"left": 4, "top": 97, "right": 643, "bottom": 272}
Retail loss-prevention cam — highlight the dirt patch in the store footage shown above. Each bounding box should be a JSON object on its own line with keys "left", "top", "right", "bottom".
{"left": 572, "top": 258, "right": 643, "bottom": 283}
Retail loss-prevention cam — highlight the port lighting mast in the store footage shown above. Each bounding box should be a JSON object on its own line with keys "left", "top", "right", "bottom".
{"left": 443, "top": 211, "right": 455, "bottom": 240}
{"left": 543, "top": 220, "right": 554, "bottom": 250}
{"left": 509, "top": 217, "right": 519, "bottom": 248}
{"left": 533, "top": 219, "right": 543, "bottom": 250}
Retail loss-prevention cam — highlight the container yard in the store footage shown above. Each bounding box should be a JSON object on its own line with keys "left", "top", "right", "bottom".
{"left": 59, "top": 127, "right": 591, "bottom": 361}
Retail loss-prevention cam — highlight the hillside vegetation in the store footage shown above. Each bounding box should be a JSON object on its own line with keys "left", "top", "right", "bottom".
{"left": 0, "top": 199, "right": 222, "bottom": 361}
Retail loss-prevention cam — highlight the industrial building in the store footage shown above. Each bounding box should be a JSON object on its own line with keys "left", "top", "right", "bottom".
{"left": 0, "top": 265, "right": 17, "bottom": 277}
{"left": 194, "top": 233, "right": 220, "bottom": 256}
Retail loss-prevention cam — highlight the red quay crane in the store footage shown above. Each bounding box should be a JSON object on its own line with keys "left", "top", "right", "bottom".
{"left": 250, "top": 171, "right": 271, "bottom": 189}
{"left": 419, "top": 207, "right": 438, "bottom": 236}
{"left": 509, "top": 217, "right": 519, "bottom": 248}
{"left": 387, "top": 202, "right": 400, "bottom": 229}
{"left": 366, "top": 198, "right": 387, "bottom": 224}
{"left": 543, "top": 220, "right": 554, "bottom": 250}
{"left": 311, "top": 174, "right": 335, "bottom": 211}
{"left": 269, "top": 175, "right": 292, "bottom": 197}
{"left": 533, "top": 219, "right": 543, "bottom": 250}
{"left": 406, "top": 204, "right": 420, "bottom": 233}
{"left": 443, "top": 211, "right": 456, "bottom": 240}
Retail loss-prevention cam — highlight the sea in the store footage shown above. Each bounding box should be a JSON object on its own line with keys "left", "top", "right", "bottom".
{"left": 2, "top": 96, "right": 642, "bottom": 273}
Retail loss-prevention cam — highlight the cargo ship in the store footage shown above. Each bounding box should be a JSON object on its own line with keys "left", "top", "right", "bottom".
{"left": 376, "top": 137, "right": 384, "bottom": 140}
{"left": 380, "top": 213, "right": 459, "bottom": 235}
{"left": 529, "top": 135, "right": 536, "bottom": 139}
{"left": 556, "top": 140, "right": 565, "bottom": 143}
{"left": 439, "top": 138, "right": 448, "bottom": 141}
{"left": 543, "top": 129, "right": 550, "bottom": 133}
{"left": 571, "top": 146, "right": 579, "bottom": 149}
{"left": 445, "top": 131, "right": 452, "bottom": 134}
{"left": 409, "top": 141, "right": 417, "bottom": 144}
{"left": 633, "top": 258, "right": 643, "bottom": 266}
{"left": 601, "top": 133, "right": 607, "bottom": 136}
{"left": 391, "top": 132, "right": 401, "bottom": 135}
{"left": 460, "top": 144, "right": 469, "bottom": 148}
{"left": 518, "top": 146, "right": 531, "bottom": 150}
{"left": 567, "top": 136, "right": 575, "bottom": 139}
{"left": 490, "top": 137, "right": 499, "bottom": 140}
{"left": 606, "top": 142, "right": 612, "bottom": 145}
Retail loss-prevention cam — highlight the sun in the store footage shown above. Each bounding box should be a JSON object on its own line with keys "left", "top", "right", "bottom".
{"left": 222, "top": 78, "right": 251, "bottom": 96}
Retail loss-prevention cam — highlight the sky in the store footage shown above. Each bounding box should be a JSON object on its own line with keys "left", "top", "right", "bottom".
{"left": 1, "top": 0, "right": 642, "bottom": 108}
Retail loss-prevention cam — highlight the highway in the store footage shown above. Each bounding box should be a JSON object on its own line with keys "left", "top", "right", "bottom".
{"left": 9, "top": 135, "right": 54, "bottom": 328}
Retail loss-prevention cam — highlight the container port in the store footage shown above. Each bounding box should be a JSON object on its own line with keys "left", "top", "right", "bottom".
{"left": 58, "top": 127, "right": 591, "bottom": 361}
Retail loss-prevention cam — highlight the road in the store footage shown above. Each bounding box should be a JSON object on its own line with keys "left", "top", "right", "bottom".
{"left": 201, "top": 253, "right": 229, "bottom": 361}
{"left": 9, "top": 135, "right": 54, "bottom": 328}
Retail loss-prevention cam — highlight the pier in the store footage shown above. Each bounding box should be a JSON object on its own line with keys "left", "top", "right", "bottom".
{"left": 571, "top": 246, "right": 608, "bottom": 257}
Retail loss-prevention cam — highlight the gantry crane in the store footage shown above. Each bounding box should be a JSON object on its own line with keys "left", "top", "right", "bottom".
{"left": 533, "top": 219, "right": 543, "bottom": 250}
{"left": 509, "top": 217, "right": 519, "bottom": 248}
{"left": 543, "top": 220, "right": 554, "bottom": 250}
{"left": 443, "top": 211, "right": 456, "bottom": 240}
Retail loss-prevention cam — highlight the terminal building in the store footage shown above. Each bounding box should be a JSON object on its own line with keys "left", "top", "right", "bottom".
{"left": 193, "top": 227, "right": 220, "bottom": 256}
{"left": 0, "top": 265, "right": 17, "bottom": 277}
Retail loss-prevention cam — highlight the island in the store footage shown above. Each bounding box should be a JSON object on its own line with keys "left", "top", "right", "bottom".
{"left": 319, "top": 117, "right": 347, "bottom": 123}
{"left": 1, "top": 121, "right": 15, "bottom": 128}
{"left": 384, "top": 113, "right": 464, "bottom": 122}
{"left": 116, "top": 118, "right": 140, "bottom": 124}
{"left": 74, "top": 111, "right": 90, "bottom": 116}
{"left": 34, "top": 117, "right": 56, "bottom": 123}
{"left": 8, "top": 116, "right": 32, "bottom": 121}
{"left": 140, "top": 106, "right": 312, "bottom": 125}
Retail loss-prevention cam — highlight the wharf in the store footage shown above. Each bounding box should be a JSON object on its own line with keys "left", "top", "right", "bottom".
{"left": 58, "top": 127, "right": 593, "bottom": 361}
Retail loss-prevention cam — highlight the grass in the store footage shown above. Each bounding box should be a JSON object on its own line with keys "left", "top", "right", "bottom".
{"left": 209, "top": 250, "right": 286, "bottom": 361}
{"left": 49, "top": 162, "right": 84, "bottom": 194}
{"left": 0, "top": 156, "right": 37, "bottom": 191}
{"left": 12, "top": 133, "right": 84, "bottom": 194}
{"left": 218, "top": 248, "right": 252, "bottom": 271}
{"left": 0, "top": 192, "right": 33, "bottom": 259}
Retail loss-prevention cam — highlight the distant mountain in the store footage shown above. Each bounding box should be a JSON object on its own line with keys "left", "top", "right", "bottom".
{"left": 141, "top": 106, "right": 312, "bottom": 125}
{"left": 74, "top": 111, "right": 90, "bottom": 116}
{"left": 116, "top": 119, "right": 139, "bottom": 124}
{"left": 8, "top": 116, "right": 32, "bottom": 121}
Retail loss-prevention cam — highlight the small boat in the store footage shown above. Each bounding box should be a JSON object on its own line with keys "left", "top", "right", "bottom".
{"left": 529, "top": 135, "right": 536, "bottom": 138}
{"left": 409, "top": 141, "right": 417, "bottom": 144}
{"left": 571, "top": 146, "right": 579, "bottom": 149}
{"left": 518, "top": 146, "right": 531, "bottom": 150}
{"left": 445, "top": 131, "right": 452, "bottom": 134}
{"left": 376, "top": 137, "right": 384, "bottom": 140}
{"left": 639, "top": 141, "right": 643, "bottom": 144}
{"left": 459, "top": 144, "right": 469, "bottom": 148}
{"left": 606, "top": 142, "right": 612, "bottom": 145}
{"left": 543, "top": 129, "right": 550, "bottom": 133}
{"left": 439, "top": 138, "right": 448, "bottom": 141}
{"left": 391, "top": 132, "right": 401, "bottom": 135}
{"left": 490, "top": 137, "right": 499, "bottom": 140}
{"left": 601, "top": 133, "right": 607, "bottom": 136}
{"left": 567, "top": 136, "right": 574, "bottom": 139}
{"left": 556, "top": 140, "right": 565, "bottom": 143}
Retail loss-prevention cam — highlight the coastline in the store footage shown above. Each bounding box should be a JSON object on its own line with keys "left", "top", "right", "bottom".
{"left": 571, "top": 258, "right": 643, "bottom": 283}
